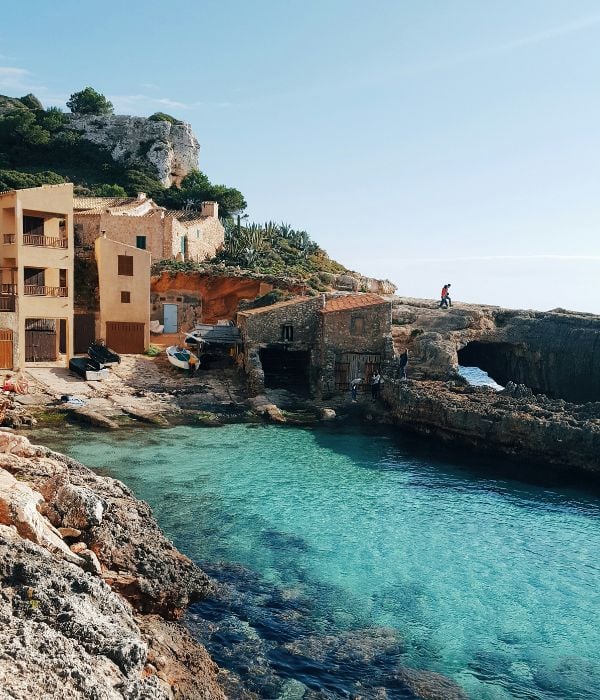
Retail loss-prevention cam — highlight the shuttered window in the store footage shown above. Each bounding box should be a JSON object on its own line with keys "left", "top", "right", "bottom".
{"left": 118, "top": 255, "right": 133, "bottom": 276}
{"left": 121, "top": 291, "right": 131, "bottom": 303}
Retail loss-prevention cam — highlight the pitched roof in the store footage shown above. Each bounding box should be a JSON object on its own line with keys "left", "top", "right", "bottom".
{"left": 73, "top": 196, "right": 135, "bottom": 211}
{"left": 322, "top": 294, "right": 388, "bottom": 313}
{"left": 238, "top": 296, "right": 315, "bottom": 316}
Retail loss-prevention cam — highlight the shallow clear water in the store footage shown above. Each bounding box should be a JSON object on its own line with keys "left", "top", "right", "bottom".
{"left": 42, "top": 424, "right": 600, "bottom": 699}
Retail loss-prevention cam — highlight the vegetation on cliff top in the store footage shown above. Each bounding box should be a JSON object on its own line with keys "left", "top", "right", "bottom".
{"left": 0, "top": 88, "right": 246, "bottom": 217}
{"left": 153, "top": 219, "right": 347, "bottom": 291}
{"left": 1, "top": 87, "right": 348, "bottom": 280}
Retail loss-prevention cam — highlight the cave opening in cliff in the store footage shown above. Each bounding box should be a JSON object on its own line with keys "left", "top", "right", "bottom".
{"left": 457, "top": 341, "right": 516, "bottom": 390}
{"left": 259, "top": 347, "right": 311, "bottom": 394}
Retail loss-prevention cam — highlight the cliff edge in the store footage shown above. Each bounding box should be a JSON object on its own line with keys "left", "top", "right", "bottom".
{"left": 66, "top": 114, "right": 200, "bottom": 187}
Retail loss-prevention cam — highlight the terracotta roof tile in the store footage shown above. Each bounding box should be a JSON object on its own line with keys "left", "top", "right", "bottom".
{"left": 322, "top": 294, "right": 388, "bottom": 313}
{"left": 238, "top": 296, "right": 315, "bottom": 316}
{"left": 73, "top": 196, "right": 135, "bottom": 211}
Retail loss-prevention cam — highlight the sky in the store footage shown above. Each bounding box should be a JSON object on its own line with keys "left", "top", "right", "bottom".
{"left": 1, "top": 0, "right": 599, "bottom": 313}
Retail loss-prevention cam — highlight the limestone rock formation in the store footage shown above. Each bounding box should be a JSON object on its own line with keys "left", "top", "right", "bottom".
{"left": 66, "top": 114, "right": 200, "bottom": 187}
{"left": 0, "top": 432, "right": 224, "bottom": 699}
{"left": 391, "top": 298, "right": 600, "bottom": 403}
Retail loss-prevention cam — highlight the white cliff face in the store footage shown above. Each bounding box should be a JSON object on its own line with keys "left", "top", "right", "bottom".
{"left": 66, "top": 114, "right": 200, "bottom": 186}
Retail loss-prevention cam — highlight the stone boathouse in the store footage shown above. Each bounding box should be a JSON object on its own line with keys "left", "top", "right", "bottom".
{"left": 237, "top": 293, "right": 393, "bottom": 397}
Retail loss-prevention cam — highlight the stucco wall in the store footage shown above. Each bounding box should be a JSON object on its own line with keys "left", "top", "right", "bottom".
{"left": 95, "top": 237, "right": 151, "bottom": 349}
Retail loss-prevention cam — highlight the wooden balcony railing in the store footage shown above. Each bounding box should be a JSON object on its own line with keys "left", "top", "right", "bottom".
{"left": 1, "top": 284, "right": 16, "bottom": 295}
{"left": 24, "top": 285, "right": 68, "bottom": 297}
{"left": 3, "top": 234, "right": 15, "bottom": 244}
{"left": 0, "top": 295, "right": 15, "bottom": 311}
{"left": 23, "top": 234, "right": 68, "bottom": 248}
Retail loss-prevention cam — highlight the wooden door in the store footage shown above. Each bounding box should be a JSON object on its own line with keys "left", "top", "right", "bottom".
{"left": 106, "top": 322, "right": 145, "bottom": 354}
{"left": 74, "top": 314, "right": 96, "bottom": 354}
{"left": 25, "top": 320, "right": 57, "bottom": 362}
{"left": 0, "top": 329, "right": 13, "bottom": 369}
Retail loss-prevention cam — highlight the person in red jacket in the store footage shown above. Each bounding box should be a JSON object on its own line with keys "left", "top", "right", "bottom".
{"left": 439, "top": 283, "right": 452, "bottom": 308}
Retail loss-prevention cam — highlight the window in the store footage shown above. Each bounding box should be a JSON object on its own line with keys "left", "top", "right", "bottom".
{"left": 121, "top": 291, "right": 131, "bottom": 303}
{"left": 351, "top": 315, "right": 365, "bottom": 335}
{"left": 59, "top": 269, "right": 67, "bottom": 289}
{"left": 136, "top": 235, "right": 147, "bottom": 250}
{"left": 118, "top": 255, "right": 133, "bottom": 276}
{"left": 180, "top": 236, "right": 186, "bottom": 255}
{"left": 281, "top": 324, "right": 294, "bottom": 342}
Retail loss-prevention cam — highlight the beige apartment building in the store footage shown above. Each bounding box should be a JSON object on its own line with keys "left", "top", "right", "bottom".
{"left": 0, "top": 183, "right": 74, "bottom": 369}
{"left": 73, "top": 194, "right": 224, "bottom": 263}
{"left": 94, "top": 236, "right": 150, "bottom": 353}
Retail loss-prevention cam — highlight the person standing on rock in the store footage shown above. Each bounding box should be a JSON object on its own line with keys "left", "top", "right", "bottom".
{"left": 350, "top": 377, "right": 361, "bottom": 402}
{"left": 399, "top": 349, "right": 409, "bottom": 380}
{"left": 439, "top": 283, "right": 452, "bottom": 309}
{"left": 371, "top": 371, "right": 381, "bottom": 399}
{"left": 188, "top": 354, "right": 198, "bottom": 378}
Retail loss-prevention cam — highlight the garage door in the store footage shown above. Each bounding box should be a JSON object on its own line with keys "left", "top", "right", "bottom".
{"left": 106, "top": 322, "right": 145, "bottom": 354}
{"left": 0, "top": 329, "right": 13, "bottom": 369}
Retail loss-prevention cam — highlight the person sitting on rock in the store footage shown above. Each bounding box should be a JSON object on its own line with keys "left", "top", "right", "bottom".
{"left": 439, "top": 283, "right": 452, "bottom": 309}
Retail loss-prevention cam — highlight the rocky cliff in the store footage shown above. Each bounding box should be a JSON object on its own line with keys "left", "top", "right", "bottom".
{"left": 384, "top": 298, "right": 600, "bottom": 472}
{"left": 391, "top": 298, "right": 600, "bottom": 403}
{"left": 66, "top": 114, "right": 200, "bottom": 187}
{"left": 0, "top": 430, "right": 225, "bottom": 699}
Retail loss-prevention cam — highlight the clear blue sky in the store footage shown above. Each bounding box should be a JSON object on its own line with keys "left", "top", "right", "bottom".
{"left": 1, "top": 1, "right": 599, "bottom": 312}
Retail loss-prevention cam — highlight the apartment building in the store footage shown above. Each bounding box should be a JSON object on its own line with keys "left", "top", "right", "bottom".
{"left": 0, "top": 183, "right": 74, "bottom": 369}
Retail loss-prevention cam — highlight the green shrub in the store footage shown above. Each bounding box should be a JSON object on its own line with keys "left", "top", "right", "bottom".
{"left": 148, "top": 112, "right": 182, "bottom": 125}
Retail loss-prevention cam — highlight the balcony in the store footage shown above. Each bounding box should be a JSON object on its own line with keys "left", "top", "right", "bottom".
{"left": 23, "top": 234, "right": 68, "bottom": 248}
{"left": 24, "top": 285, "right": 68, "bottom": 297}
{"left": 3, "top": 234, "right": 15, "bottom": 244}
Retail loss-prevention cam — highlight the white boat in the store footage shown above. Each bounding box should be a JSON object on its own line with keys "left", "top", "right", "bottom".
{"left": 166, "top": 345, "right": 198, "bottom": 370}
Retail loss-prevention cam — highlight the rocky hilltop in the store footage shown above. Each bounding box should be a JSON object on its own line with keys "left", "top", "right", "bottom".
{"left": 66, "top": 114, "right": 200, "bottom": 187}
{"left": 0, "top": 431, "right": 224, "bottom": 699}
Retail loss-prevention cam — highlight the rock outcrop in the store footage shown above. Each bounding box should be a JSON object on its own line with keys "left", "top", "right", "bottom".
{"left": 383, "top": 298, "right": 600, "bottom": 472}
{"left": 0, "top": 431, "right": 224, "bottom": 699}
{"left": 66, "top": 114, "right": 200, "bottom": 187}
{"left": 391, "top": 298, "right": 600, "bottom": 403}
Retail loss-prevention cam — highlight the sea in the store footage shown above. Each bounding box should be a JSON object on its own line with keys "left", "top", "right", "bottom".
{"left": 39, "top": 408, "right": 600, "bottom": 700}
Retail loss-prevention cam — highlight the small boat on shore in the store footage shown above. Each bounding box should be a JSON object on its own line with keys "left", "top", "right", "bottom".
{"left": 166, "top": 346, "right": 198, "bottom": 371}
{"left": 69, "top": 357, "right": 110, "bottom": 381}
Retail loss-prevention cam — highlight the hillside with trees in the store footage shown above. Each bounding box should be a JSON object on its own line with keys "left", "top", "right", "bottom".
{"left": 0, "top": 87, "right": 355, "bottom": 287}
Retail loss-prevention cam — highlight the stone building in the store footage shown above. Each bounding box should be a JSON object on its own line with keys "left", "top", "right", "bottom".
{"left": 0, "top": 183, "right": 74, "bottom": 369}
{"left": 73, "top": 194, "right": 224, "bottom": 263}
{"left": 237, "top": 293, "right": 393, "bottom": 397}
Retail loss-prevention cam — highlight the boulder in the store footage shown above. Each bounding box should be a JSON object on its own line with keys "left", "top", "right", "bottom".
{"left": 0, "top": 468, "right": 81, "bottom": 564}
{"left": 319, "top": 408, "right": 336, "bottom": 421}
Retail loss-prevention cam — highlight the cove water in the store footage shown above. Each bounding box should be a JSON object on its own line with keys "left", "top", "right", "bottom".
{"left": 42, "top": 424, "right": 600, "bottom": 699}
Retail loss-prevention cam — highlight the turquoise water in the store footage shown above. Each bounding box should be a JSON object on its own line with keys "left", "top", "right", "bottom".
{"left": 42, "top": 424, "right": 600, "bottom": 699}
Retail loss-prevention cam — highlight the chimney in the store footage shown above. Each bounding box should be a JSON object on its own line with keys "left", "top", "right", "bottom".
{"left": 137, "top": 192, "right": 147, "bottom": 201}
{"left": 200, "top": 201, "right": 218, "bottom": 218}
{"left": 321, "top": 294, "right": 327, "bottom": 308}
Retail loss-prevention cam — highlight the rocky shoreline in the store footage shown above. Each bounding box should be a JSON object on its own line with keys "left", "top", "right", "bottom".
{"left": 0, "top": 430, "right": 225, "bottom": 699}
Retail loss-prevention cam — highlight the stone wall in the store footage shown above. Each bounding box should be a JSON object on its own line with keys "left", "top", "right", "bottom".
{"left": 321, "top": 303, "right": 392, "bottom": 356}
{"left": 237, "top": 297, "right": 323, "bottom": 347}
